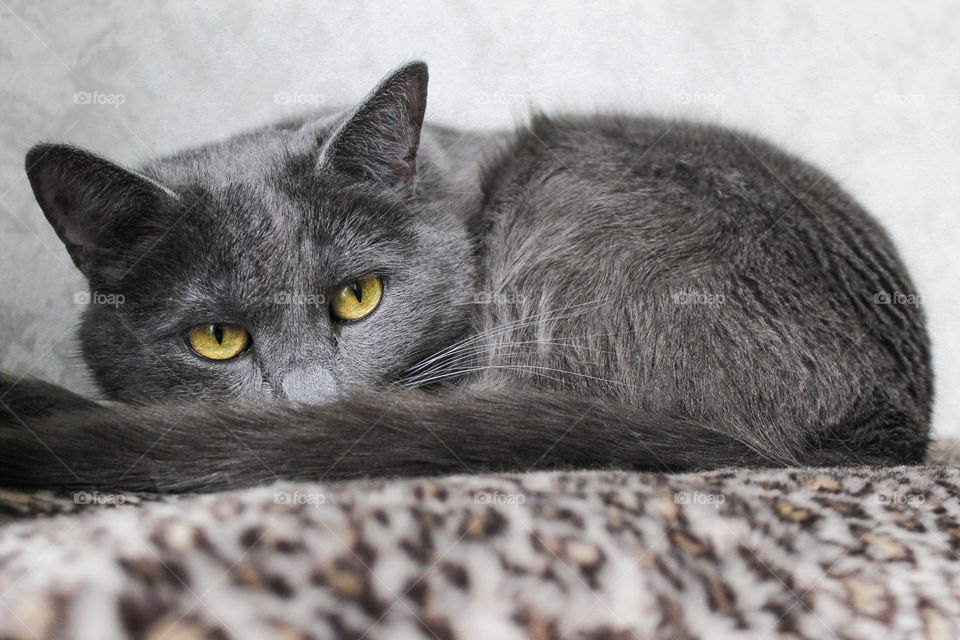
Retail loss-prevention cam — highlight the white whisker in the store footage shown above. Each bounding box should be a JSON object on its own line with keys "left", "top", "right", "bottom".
{"left": 403, "top": 362, "right": 642, "bottom": 391}
{"left": 405, "top": 299, "right": 607, "bottom": 374}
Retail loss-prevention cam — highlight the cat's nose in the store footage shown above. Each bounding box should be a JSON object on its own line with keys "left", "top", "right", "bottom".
{"left": 278, "top": 364, "right": 337, "bottom": 404}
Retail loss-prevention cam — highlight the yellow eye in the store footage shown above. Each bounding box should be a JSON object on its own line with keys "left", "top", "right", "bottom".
{"left": 187, "top": 323, "right": 250, "bottom": 360}
{"left": 331, "top": 275, "right": 383, "bottom": 321}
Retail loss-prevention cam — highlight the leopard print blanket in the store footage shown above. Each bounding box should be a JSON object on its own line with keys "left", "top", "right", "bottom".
{"left": 1, "top": 464, "right": 959, "bottom": 639}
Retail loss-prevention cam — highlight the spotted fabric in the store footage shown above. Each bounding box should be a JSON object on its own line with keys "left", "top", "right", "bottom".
{"left": 1, "top": 465, "right": 959, "bottom": 639}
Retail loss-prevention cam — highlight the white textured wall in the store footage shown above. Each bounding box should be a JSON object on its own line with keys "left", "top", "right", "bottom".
{"left": 1, "top": 0, "right": 958, "bottom": 434}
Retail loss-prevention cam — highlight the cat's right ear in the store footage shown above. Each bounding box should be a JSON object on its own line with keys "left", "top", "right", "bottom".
{"left": 317, "top": 61, "right": 428, "bottom": 188}
{"left": 25, "top": 144, "right": 174, "bottom": 278}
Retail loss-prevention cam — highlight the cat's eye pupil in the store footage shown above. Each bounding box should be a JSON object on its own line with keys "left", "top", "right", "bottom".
{"left": 330, "top": 275, "right": 382, "bottom": 322}
{"left": 187, "top": 323, "right": 249, "bottom": 360}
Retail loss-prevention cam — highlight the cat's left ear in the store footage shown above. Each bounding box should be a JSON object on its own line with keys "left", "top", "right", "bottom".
{"left": 318, "top": 61, "right": 428, "bottom": 188}
{"left": 24, "top": 144, "right": 175, "bottom": 279}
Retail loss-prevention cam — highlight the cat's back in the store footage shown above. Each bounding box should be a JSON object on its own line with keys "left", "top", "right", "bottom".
{"left": 480, "top": 114, "right": 898, "bottom": 280}
{"left": 472, "top": 114, "right": 931, "bottom": 460}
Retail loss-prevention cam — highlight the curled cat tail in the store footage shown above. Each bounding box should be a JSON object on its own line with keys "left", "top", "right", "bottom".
{"left": 0, "top": 375, "right": 901, "bottom": 494}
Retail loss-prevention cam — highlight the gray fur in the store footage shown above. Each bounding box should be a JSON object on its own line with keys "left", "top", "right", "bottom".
{"left": 0, "top": 61, "right": 931, "bottom": 492}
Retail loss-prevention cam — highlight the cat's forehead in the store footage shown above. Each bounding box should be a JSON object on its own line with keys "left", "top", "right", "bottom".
{"left": 120, "top": 112, "right": 423, "bottom": 298}
{"left": 140, "top": 114, "right": 338, "bottom": 190}
{"left": 122, "top": 190, "right": 416, "bottom": 318}
{"left": 145, "top": 182, "right": 414, "bottom": 274}
{"left": 136, "top": 115, "right": 412, "bottom": 238}
{"left": 125, "top": 165, "right": 418, "bottom": 304}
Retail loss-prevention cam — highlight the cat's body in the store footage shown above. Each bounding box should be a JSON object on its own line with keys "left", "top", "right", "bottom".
{"left": 0, "top": 62, "right": 931, "bottom": 492}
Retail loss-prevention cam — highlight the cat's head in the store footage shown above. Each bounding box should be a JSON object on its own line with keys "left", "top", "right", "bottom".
{"left": 25, "top": 61, "right": 476, "bottom": 405}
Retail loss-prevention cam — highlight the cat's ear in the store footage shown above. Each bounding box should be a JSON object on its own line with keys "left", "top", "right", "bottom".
{"left": 25, "top": 143, "right": 174, "bottom": 278}
{"left": 318, "top": 61, "right": 428, "bottom": 188}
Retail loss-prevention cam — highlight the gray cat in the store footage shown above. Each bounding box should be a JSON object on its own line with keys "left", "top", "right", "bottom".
{"left": 0, "top": 61, "right": 931, "bottom": 492}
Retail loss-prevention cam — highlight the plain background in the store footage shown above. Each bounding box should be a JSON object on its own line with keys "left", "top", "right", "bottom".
{"left": 1, "top": 1, "right": 958, "bottom": 435}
